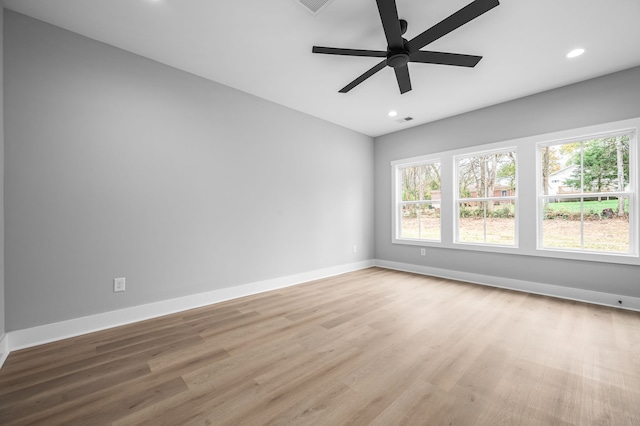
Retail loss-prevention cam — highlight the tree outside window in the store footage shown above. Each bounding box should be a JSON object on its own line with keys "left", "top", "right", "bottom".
{"left": 456, "top": 150, "right": 517, "bottom": 245}
{"left": 398, "top": 162, "right": 441, "bottom": 241}
{"left": 539, "top": 133, "right": 632, "bottom": 253}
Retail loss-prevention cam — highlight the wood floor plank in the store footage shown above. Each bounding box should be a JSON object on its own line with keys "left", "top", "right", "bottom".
{"left": 1, "top": 267, "right": 639, "bottom": 425}
{"left": 0, "top": 354, "right": 151, "bottom": 409}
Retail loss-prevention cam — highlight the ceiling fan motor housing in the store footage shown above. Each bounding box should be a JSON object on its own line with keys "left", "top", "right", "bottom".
{"left": 387, "top": 51, "right": 410, "bottom": 68}
{"left": 387, "top": 38, "right": 411, "bottom": 68}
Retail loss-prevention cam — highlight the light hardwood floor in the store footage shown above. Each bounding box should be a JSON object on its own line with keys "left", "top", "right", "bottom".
{"left": 1, "top": 267, "right": 639, "bottom": 425}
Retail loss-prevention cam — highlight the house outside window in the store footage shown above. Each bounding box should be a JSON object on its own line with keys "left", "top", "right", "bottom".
{"left": 455, "top": 149, "right": 517, "bottom": 246}
{"left": 538, "top": 131, "right": 635, "bottom": 254}
{"left": 391, "top": 117, "right": 638, "bottom": 265}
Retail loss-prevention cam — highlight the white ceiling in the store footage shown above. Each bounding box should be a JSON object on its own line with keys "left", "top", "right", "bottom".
{"left": 5, "top": 0, "right": 640, "bottom": 137}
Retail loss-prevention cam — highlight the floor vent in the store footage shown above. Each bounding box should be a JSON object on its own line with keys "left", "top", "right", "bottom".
{"left": 294, "top": 0, "right": 335, "bottom": 15}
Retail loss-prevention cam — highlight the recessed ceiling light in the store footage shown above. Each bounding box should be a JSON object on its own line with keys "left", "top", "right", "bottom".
{"left": 566, "top": 48, "right": 585, "bottom": 58}
{"left": 388, "top": 110, "right": 398, "bottom": 117}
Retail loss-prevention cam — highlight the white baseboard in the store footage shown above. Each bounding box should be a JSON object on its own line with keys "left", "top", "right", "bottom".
{"left": 374, "top": 259, "right": 640, "bottom": 312}
{"left": 6, "top": 260, "right": 375, "bottom": 354}
{"left": 0, "top": 334, "right": 8, "bottom": 370}
{"left": 3, "top": 257, "right": 637, "bottom": 370}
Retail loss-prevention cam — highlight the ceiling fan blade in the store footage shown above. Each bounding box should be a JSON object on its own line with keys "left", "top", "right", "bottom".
{"left": 339, "top": 60, "right": 387, "bottom": 93}
{"left": 376, "top": 0, "right": 404, "bottom": 50}
{"left": 410, "top": 51, "right": 482, "bottom": 67}
{"left": 407, "top": 0, "right": 499, "bottom": 52}
{"left": 394, "top": 65, "right": 412, "bottom": 94}
{"left": 312, "top": 46, "right": 387, "bottom": 58}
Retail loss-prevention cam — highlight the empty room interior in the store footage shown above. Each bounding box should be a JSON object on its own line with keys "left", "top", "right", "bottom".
{"left": 1, "top": 0, "right": 640, "bottom": 424}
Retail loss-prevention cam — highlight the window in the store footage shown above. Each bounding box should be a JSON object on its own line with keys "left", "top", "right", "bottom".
{"left": 395, "top": 161, "right": 441, "bottom": 241}
{"left": 391, "top": 117, "right": 639, "bottom": 265}
{"left": 538, "top": 131, "right": 634, "bottom": 254}
{"left": 455, "top": 149, "right": 517, "bottom": 246}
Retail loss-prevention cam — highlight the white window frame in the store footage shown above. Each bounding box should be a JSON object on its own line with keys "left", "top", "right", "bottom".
{"left": 454, "top": 147, "right": 519, "bottom": 248}
{"left": 536, "top": 128, "right": 637, "bottom": 259}
{"left": 390, "top": 117, "right": 640, "bottom": 265}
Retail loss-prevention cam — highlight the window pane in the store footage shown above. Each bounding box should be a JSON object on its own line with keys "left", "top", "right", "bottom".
{"left": 401, "top": 203, "right": 440, "bottom": 240}
{"left": 458, "top": 152, "right": 516, "bottom": 199}
{"left": 542, "top": 198, "right": 582, "bottom": 249}
{"left": 542, "top": 197, "right": 630, "bottom": 253}
{"left": 401, "top": 166, "right": 421, "bottom": 201}
{"left": 426, "top": 163, "right": 441, "bottom": 200}
{"left": 458, "top": 201, "right": 516, "bottom": 245}
{"left": 541, "top": 144, "right": 577, "bottom": 196}
{"left": 401, "top": 163, "right": 441, "bottom": 202}
{"left": 583, "top": 196, "right": 629, "bottom": 253}
{"left": 496, "top": 153, "right": 517, "bottom": 196}
{"left": 459, "top": 201, "right": 485, "bottom": 243}
{"left": 543, "top": 136, "right": 630, "bottom": 197}
{"left": 420, "top": 203, "right": 441, "bottom": 241}
{"left": 580, "top": 138, "right": 630, "bottom": 194}
{"left": 486, "top": 200, "right": 515, "bottom": 245}
{"left": 400, "top": 204, "right": 420, "bottom": 238}
{"left": 458, "top": 157, "right": 483, "bottom": 198}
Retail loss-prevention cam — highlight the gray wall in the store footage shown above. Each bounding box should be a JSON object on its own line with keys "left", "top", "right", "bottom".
{"left": 1, "top": 4, "right": 5, "bottom": 340}
{"left": 375, "top": 66, "right": 640, "bottom": 298}
{"left": 4, "top": 11, "right": 374, "bottom": 331}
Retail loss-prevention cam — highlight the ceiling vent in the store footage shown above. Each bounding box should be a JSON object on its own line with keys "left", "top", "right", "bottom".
{"left": 294, "top": 0, "right": 335, "bottom": 15}
{"left": 395, "top": 116, "right": 414, "bottom": 123}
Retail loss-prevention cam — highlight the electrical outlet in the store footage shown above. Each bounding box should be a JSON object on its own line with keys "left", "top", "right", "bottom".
{"left": 114, "top": 277, "right": 126, "bottom": 292}
{"left": 421, "top": 248, "right": 426, "bottom": 256}
{"left": 352, "top": 245, "right": 357, "bottom": 254}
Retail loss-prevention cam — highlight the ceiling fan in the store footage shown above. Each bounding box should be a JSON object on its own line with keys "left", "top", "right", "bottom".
{"left": 312, "top": 0, "right": 500, "bottom": 94}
